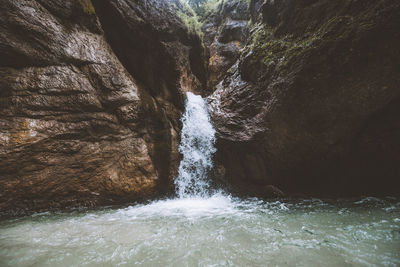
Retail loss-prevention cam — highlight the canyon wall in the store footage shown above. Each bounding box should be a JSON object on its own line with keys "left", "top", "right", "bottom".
{"left": 1, "top": 0, "right": 399, "bottom": 214}
{"left": 208, "top": 0, "right": 400, "bottom": 196}
{"left": 0, "top": 0, "right": 205, "bottom": 214}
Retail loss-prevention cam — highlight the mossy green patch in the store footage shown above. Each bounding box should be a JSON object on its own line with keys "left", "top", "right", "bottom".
{"left": 243, "top": 16, "right": 347, "bottom": 73}
{"left": 79, "top": 0, "right": 96, "bottom": 16}
{"left": 178, "top": 1, "right": 204, "bottom": 38}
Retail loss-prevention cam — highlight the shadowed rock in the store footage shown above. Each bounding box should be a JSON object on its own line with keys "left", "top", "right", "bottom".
{"left": 209, "top": 0, "right": 400, "bottom": 197}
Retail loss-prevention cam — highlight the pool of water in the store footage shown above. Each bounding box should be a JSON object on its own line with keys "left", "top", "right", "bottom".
{"left": 1, "top": 194, "right": 399, "bottom": 266}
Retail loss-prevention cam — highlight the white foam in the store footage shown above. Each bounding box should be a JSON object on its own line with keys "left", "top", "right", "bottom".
{"left": 119, "top": 194, "right": 237, "bottom": 219}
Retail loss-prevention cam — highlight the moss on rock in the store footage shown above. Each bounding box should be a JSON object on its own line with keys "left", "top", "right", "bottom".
{"left": 79, "top": 0, "right": 96, "bottom": 15}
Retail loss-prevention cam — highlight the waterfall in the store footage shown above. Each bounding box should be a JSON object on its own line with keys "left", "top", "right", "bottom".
{"left": 175, "top": 92, "right": 216, "bottom": 198}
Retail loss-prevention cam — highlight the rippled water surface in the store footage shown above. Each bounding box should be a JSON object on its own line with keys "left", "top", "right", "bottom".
{"left": 1, "top": 195, "right": 399, "bottom": 266}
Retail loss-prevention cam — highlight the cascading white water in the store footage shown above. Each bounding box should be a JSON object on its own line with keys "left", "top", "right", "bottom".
{"left": 175, "top": 92, "right": 216, "bottom": 198}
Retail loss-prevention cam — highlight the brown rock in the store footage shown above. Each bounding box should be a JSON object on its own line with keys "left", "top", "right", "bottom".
{"left": 0, "top": 0, "right": 205, "bottom": 214}
{"left": 208, "top": 0, "right": 400, "bottom": 197}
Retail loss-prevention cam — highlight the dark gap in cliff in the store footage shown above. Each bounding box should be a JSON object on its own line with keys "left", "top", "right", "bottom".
{"left": 189, "top": 40, "right": 209, "bottom": 95}
{"left": 91, "top": 0, "right": 183, "bottom": 109}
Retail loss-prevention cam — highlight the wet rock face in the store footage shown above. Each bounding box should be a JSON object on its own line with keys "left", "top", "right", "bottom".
{"left": 0, "top": 0, "right": 204, "bottom": 214}
{"left": 92, "top": 0, "right": 209, "bottom": 198}
{"left": 209, "top": 0, "right": 400, "bottom": 196}
{"left": 201, "top": 0, "right": 250, "bottom": 91}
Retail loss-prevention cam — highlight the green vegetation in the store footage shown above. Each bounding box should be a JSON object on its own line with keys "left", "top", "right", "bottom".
{"left": 177, "top": 0, "right": 223, "bottom": 37}
{"left": 245, "top": 13, "right": 360, "bottom": 70}
{"left": 79, "top": 0, "right": 95, "bottom": 15}
{"left": 178, "top": 0, "right": 251, "bottom": 37}
{"left": 189, "top": 0, "right": 250, "bottom": 21}
{"left": 200, "top": 0, "right": 224, "bottom": 21}
{"left": 243, "top": 23, "right": 322, "bottom": 71}
{"left": 177, "top": 1, "right": 204, "bottom": 37}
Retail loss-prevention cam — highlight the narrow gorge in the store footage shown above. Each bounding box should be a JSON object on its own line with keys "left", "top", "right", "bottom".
{"left": 0, "top": 0, "right": 399, "bottom": 265}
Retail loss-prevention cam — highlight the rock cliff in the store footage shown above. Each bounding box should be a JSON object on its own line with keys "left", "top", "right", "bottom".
{"left": 208, "top": 0, "right": 400, "bottom": 196}
{"left": 0, "top": 0, "right": 206, "bottom": 214}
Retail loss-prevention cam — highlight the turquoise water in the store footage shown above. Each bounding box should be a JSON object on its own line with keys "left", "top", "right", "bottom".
{"left": 1, "top": 195, "right": 399, "bottom": 266}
